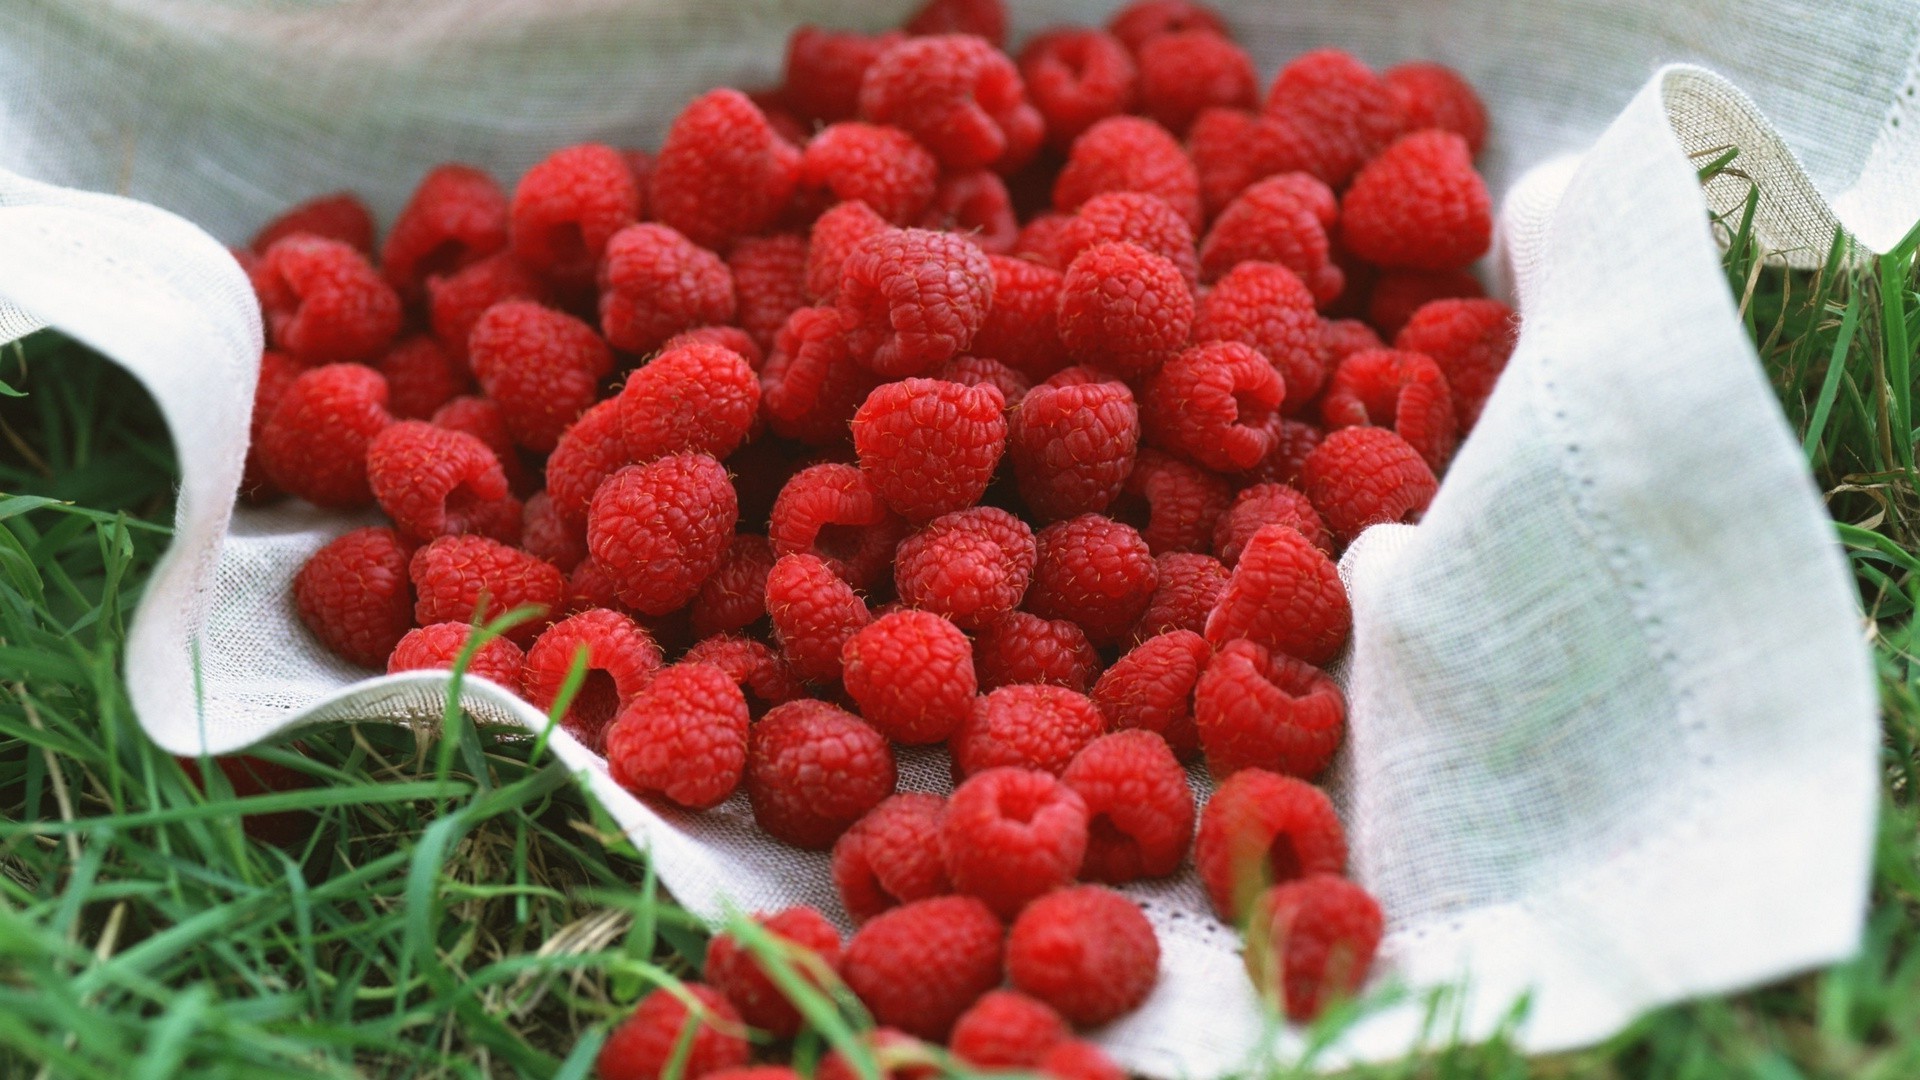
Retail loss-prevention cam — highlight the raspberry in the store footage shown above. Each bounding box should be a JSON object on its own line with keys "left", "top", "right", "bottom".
{"left": 1106, "top": 0, "right": 1229, "bottom": 53}
{"left": 1204, "top": 524, "right": 1350, "bottom": 665}
{"left": 433, "top": 394, "right": 533, "bottom": 492}
{"left": 509, "top": 143, "right": 641, "bottom": 289}
{"left": 691, "top": 534, "right": 777, "bottom": 639}
{"left": 251, "top": 192, "right": 376, "bottom": 256}
{"left": 543, "top": 398, "right": 627, "bottom": 529}
{"left": 747, "top": 699, "right": 897, "bottom": 848}
{"left": 770, "top": 462, "right": 904, "bottom": 590}
{"left": 366, "top": 420, "right": 512, "bottom": 545}
{"left": 294, "top": 527, "right": 415, "bottom": 668}
{"left": 949, "top": 991, "right": 1070, "bottom": 1068}
{"left": 1193, "top": 261, "right": 1326, "bottom": 411}
{"left": 1366, "top": 267, "right": 1485, "bottom": 338}
{"left": 468, "top": 301, "right": 613, "bottom": 453}
{"left": 952, "top": 684, "right": 1106, "bottom": 778}
{"left": 786, "top": 27, "right": 907, "bottom": 124}
{"left": 1214, "top": 483, "right": 1332, "bottom": 566}
{"left": 920, "top": 169, "right": 1019, "bottom": 254}
{"left": 1200, "top": 173, "right": 1339, "bottom": 294}
{"left": 1026, "top": 514, "right": 1156, "bottom": 647}
{"left": 942, "top": 767, "right": 1088, "bottom": 917}
{"left": 903, "top": 0, "right": 1007, "bottom": 47}
{"left": 1186, "top": 106, "right": 1333, "bottom": 220}
{"left": 843, "top": 896, "right": 1004, "bottom": 1040}
{"left": 519, "top": 494, "right": 587, "bottom": 574}
{"left": 1062, "top": 729, "right": 1194, "bottom": 882}
{"left": 1244, "top": 875, "right": 1383, "bottom": 1021}
{"left": 259, "top": 363, "right": 392, "bottom": 507}
{"left": 605, "top": 663, "right": 750, "bottom": 809}
{"left": 650, "top": 89, "right": 802, "bottom": 251}
{"left": 1195, "top": 768, "right": 1346, "bottom": 922}
{"left": 815, "top": 1029, "right": 938, "bottom": 1080}
{"left": 972, "top": 255, "right": 1067, "bottom": 381}
{"left": 1089, "top": 631, "right": 1208, "bottom": 761}
{"left": 858, "top": 35, "right": 1042, "bottom": 173}
{"left": 1386, "top": 60, "right": 1488, "bottom": 155}
{"left": 1012, "top": 213, "right": 1079, "bottom": 270}
{"left": 409, "top": 535, "right": 565, "bottom": 643}
{"left": 1238, "top": 418, "right": 1324, "bottom": 487}
{"left": 1008, "top": 888, "right": 1163, "bottom": 1029}
{"left": 1142, "top": 341, "right": 1286, "bottom": 472}
{"left": 800, "top": 124, "right": 941, "bottom": 225}
{"left": 1061, "top": 192, "right": 1198, "bottom": 285}
{"left": 1394, "top": 297, "right": 1517, "bottom": 431}
{"left": 381, "top": 164, "right": 510, "bottom": 299}
{"left": 1136, "top": 30, "right": 1256, "bottom": 135}
{"left": 1130, "top": 552, "right": 1230, "bottom": 644}
{"left": 833, "top": 793, "right": 953, "bottom": 921}
{"left": 852, "top": 379, "right": 1006, "bottom": 522}
{"left": 1111, "top": 449, "right": 1232, "bottom": 555}
{"left": 242, "top": 350, "right": 302, "bottom": 500}
{"left": 1299, "top": 426, "right": 1438, "bottom": 545}
{"left": 766, "top": 553, "right": 872, "bottom": 683}
{"left": 727, "top": 235, "right": 810, "bottom": 354}
{"left": 841, "top": 610, "right": 976, "bottom": 744}
{"left": 566, "top": 556, "right": 623, "bottom": 614}
{"left": 683, "top": 633, "right": 805, "bottom": 716}
{"left": 762, "top": 308, "right": 884, "bottom": 446}
{"left": 522, "top": 608, "right": 663, "bottom": 751}
{"left": 935, "top": 354, "right": 1031, "bottom": 406}
{"left": 972, "top": 612, "right": 1100, "bottom": 692}
{"left": 387, "top": 622, "right": 527, "bottom": 693}
{"left": 1320, "top": 347, "right": 1456, "bottom": 472}
{"left": 375, "top": 335, "right": 469, "bottom": 420}
{"left": 666, "top": 326, "right": 764, "bottom": 371}
{"left": 599, "top": 223, "right": 738, "bottom": 355}
{"left": 893, "top": 507, "right": 1036, "bottom": 628}
{"left": 805, "top": 201, "right": 891, "bottom": 301}
{"left": 615, "top": 340, "right": 761, "bottom": 463}
{"left": 1017, "top": 29, "right": 1138, "bottom": 152}
{"left": 1053, "top": 116, "right": 1202, "bottom": 232}
{"left": 1340, "top": 130, "right": 1490, "bottom": 271}
{"left": 1040, "top": 1041, "right": 1127, "bottom": 1080}
{"left": 251, "top": 236, "right": 401, "bottom": 365}
{"left": 1009, "top": 376, "right": 1140, "bottom": 521}
{"left": 1322, "top": 318, "right": 1384, "bottom": 364}
{"left": 1196, "top": 636, "right": 1343, "bottom": 780}
{"left": 705, "top": 906, "right": 843, "bottom": 1039}
{"left": 596, "top": 984, "right": 750, "bottom": 1080}
{"left": 588, "top": 454, "right": 739, "bottom": 616}
{"left": 1262, "top": 50, "right": 1406, "bottom": 188}
{"left": 838, "top": 227, "right": 995, "bottom": 377}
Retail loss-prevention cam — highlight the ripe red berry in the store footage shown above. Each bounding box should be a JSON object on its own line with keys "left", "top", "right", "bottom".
{"left": 425, "top": 252, "right": 552, "bottom": 364}
{"left": 852, "top": 378, "right": 1006, "bottom": 522}
{"left": 597, "top": 984, "right": 751, "bottom": 1080}
{"left": 683, "top": 634, "right": 806, "bottom": 717}
{"left": 893, "top": 507, "right": 1037, "bottom": 629}
{"left": 1262, "top": 49, "right": 1407, "bottom": 188}
{"left": 920, "top": 168, "right": 1020, "bottom": 253}
{"left": 588, "top": 453, "right": 738, "bottom": 616}
{"left": 1017, "top": 29, "right": 1138, "bottom": 152}
{"left": 728, "top": 235, "right": 810, "bottom": 354}
{"left": 1366, "top": 266, "right": 1485, "bottom": 338}
{"left": 1008, "top": 376, "right": 1140, "bottom": 522}
{"left": 1005, "top": 885, "right": 1159, "bottom": 1025}
{"left": 936, "top": 354, "right": 1031, "bottom": 407}
{"left": 375, "top": 335, "right": 470, "bottom": 421}
{"left": 766, "top": 553, "right": 873, "bottom": 683}
{"left": 508, "top": 142, "right": 641, "bottom": 289}
{"left": 1393, "top": 297, "right": 1517, "bottom": 432}
{"left": 1237, "top": 417, "right": 1325, "bottom": 488}
{"left": 1106, "top": 0, "right": 1229, "bottom": 53}
{"left": 769, "top": 462, "right": 904, "bottom": 591}
{"left": 543, "top": 398, "right": 627, "bottom": 530}
{"left": 1192, "top": 261, "right": 1325, "bottom": 413}
{"left": 1142, "top": 341, "right": 1285, "bottom": 472}
{"left": 605, "top": 662, "right": 751, "bottom": 810}
{"left": 705, "top": 906, "right": 844, "bottom": 1039}
{"left": 294, "top": 526, "right": 415, "bottom": 668}
{"left": 832, "top": 792, "right": 953, "bottom": 921}
{"left": 1059, "top": 191, "right": 1198, "bottom": 286}
{"left": 949, "top": 990, "right": 1071, "bottom": 1068}
{"left": 903, "top": 0, "right": 1008, "bottom": 47}
{"left": 1090, "top": 630, "right": 1209, "bottom": 761}
{"left": 1053, "top": 116, "right": 1202, "bottom": 232}
{"left": 381, "top": 164, "right": 510, "bottom": 299}
{"left": 1187, "top": 106, "right": 1329, "bottom": 220}
{"left": 1320, "top": 347, "right": 1457, "bottom": 473}
{"left": 409, "top": 534, "right": 566, "bottom": 644}
{"left": 1340, "top": 130, "right": 1490, "bottom": 271}
{"left": 691, "top": 534, "right": 777, "bottom": 640}
{"left": 1130, "top": 551, "right": 1230, "bottom": 644}
{"left": 1298, "top": 426, "right": 1438, "bottom": 546}
{"left": 1244, "top": 875, "right": 1383, "bottom": 1020}
{"left": 650, "top": 88, "right": 802, "bottom": 250}
{"left": 365, "top": 420, "right": 512, "bottom": 544}
{"left": 747, "top": 699, "right": 897, "bottom": 849}
{"left": 1063, "top": 729, "right": 1195, "bottom": 881}
{"left": 251, "top": 236, "right": 401, "bottom": 365}
{"left": 972, "top": 612, "right": 1101, "bottom": 693}
{"left": 941, "top": 767, "right": 1089, "bottom": 917}
{"left": 598, "top": 223, "right": 738, "bottom": 356}
{"left": 521, "top": 608, "right": 663, "bottom": 751}
{"left": 952, "top": 684, "right": 1107, "bottom": 778}
{"left": 614, "top": 339, "right": 761, "bottom": 464}
{"left": 838, "top": 227, "right": 995, "bottom": 377}
{"left": 1056, "top": 241, "right": 1193, "bottom": 379}
{"left": 858, "top": 35, "right": 1043, "bottom": 172}
{"left": 1026, "top": 514, "right": 1157, "bottom": 648}
{"left": 1195, "top": 768, "right": 1346, "bottom": 923}
{"left": 784, "top": 27, "right": 907, "bottom": 124}
{"left": 972, "top": 254, "right": 1068, "bottom": 381}
{"left": 1200, "top": 173, "right": 1340, "bottom": 298}
{"left": 251, "top": 191, "right": 375, "bottom": 256}
{"left": 1040, "top": 1041, "right": 1128, "bottom": 1080}
{"left": 258, "top": 363, "right": 392, "bottom": 508}
{"left": 1385, "top": 60, "right": 1488, "bottom": 155}
{"left": 1112, "top": 449, "right": 1232, "bottom": 556}
{"left": 815, "top": 1029, "right": 939, "bottom": 1080}
{"left": 387, "top": 622, "right": 527, "bottom": 693}
{"left": 841, "top": 610, "right": 977, "bottom": 745}
{"left": 1204, "top": 523, "right": 1350, "bottom": 666}
{"left": 800, "top": 123, "right": 941, "bottom": 225}
{"left": 1195, "top": 638, "right": 1344, "bottom": 778}
{"left": 1136, "top": 30, "right": 1256, "bottom": 135}
{"left": 468, "top": 301, "right": 613, "bottom": 453}
{"left": 1214, "top": 483, "right": 1332, "bottom": 567}
{"left": 841, "top": 895, "right": 1005, "bottom": 1040}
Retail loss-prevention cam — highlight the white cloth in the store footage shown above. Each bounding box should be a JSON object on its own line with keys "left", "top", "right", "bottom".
{"left": 0, "top": 1, "right": 1908, "bottom": 1072}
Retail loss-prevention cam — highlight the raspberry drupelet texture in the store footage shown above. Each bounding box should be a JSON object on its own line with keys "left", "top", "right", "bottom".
{"left": 376, "top": 336, "right": 470, "bottom": 421}
{"left": 832, "top": 792, "right": 953, "bottom": 921}
{"left": 615, "top": 340, "right": 761, "bottom": 464}
{"left": 805, "top": 200, "right": 892, "bottom": 301}
{"left": 857, "top": 35, "right": 1043, "bottom": 173}
{"left": 1061, "top": 191, "right": 1198, "bottom": 286}
{"left": 1323, "top": 318, "right": 1385, "bottom": 365}
{"left": 1017, "top": 29, "right": 1138, "bottom": 152}
{"left": 765, "top": 553, "right": 873, "bottom": 683}
{"left": 521, "top": 608, "right": 663, "bottom": 751}
{"left": 1394, "top": 297, "right": 1517, "bottom": 431}
{"left": 432, "top": 394, "right": 532, "bottom": 492}
{"left": 1262, "top": 49, "right": 1407, "bottom": 188}
{"left": 952, "top": 684, "right": 1108, "bottom": 777}
{"left": 837, "top": 227, "right": 996, "bottom": 377}
{"left": 727, "top": 235, "right": 810, "bottom": 354}
{"left": 683, "top": 634, "right": 806, "bottom": 716}
{"left": 747, "top": 699, "right": 897, "bottom": 849}
{"left": 972, "top": 611, "right": 1102, "bottom": 692}
{"left": 1196, "top": 638, "right": 1344, "bottom": 778}
{"left": 467, "top": 301, "right": 613, "bottom": 453}
{"left": 950, "top": 991, "right": 1071, "bottom": 1068}
{"left": 941, "top": 767, "right": 1089, "bottom": 918}
{"left": 1320, "top": 347, "right": 1457, "bottom": 472}
{"left": 851, "top": 378, "right": 1007, "bottom": 522}
{"left": 508, "top": 142, "right": 640, "bottom": 289}
{"left": 1053, "top": 116, "right": 1202, "bottom": 232}
{"left": 1136, "top": 29, "right": 1257, "bottom": 135}
{"left": 294, "top": 527, "right": 415, "bottom": 668}
{"left": 387, "top": 622, "right": 526, "bottom": 692}
{"left": 904, "top": 0, "right": 1008, "bottom": 46}
{"left": 650, "top": 88, "right": 802, "bottom": 251}
{"left": 665, "top": 325, "right": 764, "bottom": 369}
{"left": 841, "top": 610, "right": 977, "bottom": 744}
{"left": 1238, "top": 417, "right": 1324, "bottom": 488}
{"left": 769, "top": 462, "right": 904, "bottom": 590}
{"left": 1215, "top": 483, "right": 1333, "bottom": 566}
{"left": 704, "top": 906, "right": 844, "bottom": 1039}
{"left": 381, "top": 164, "right": 510, "bottom": 299}
{"left": 1113, "top": 449, "right": 1233, "bottom": 555}
{"left": 605, "top": 662, "right": 750, "bottom": 809}
{"left": 1186, "top": 105, "right": 1335, "bottom": 221}
{"left": 1386, "top": 60, "right": 1488, "bottom": 155}
{"left": 1143, "top": 341, "right": 1286, "bottom": 472}
{"left": 1244, "top": 875, "right": 1384, "bottom": 1021}
{"left": 841, "top": 895, "right": 1006, "bottom": 1040}
{"left": 1299, "top": 426, "right": 1438, "bottom": 546}
{"left": 251, "top": 192, "right": 376, "bottom": 256}
{"left": 691, "top": 534, "right": 778, "bottom": 639}
{"left": 596, "top": 984, "right": 751, "bottom": 1080}
{"left": 1063, "top": 729, "right": 1195, "bottom": 881}
{"left": 1200, "top": 173, "right": 1340, "bottom": 297}
{"left": 251, "top": 236, "right": 402, "bottom": 365}
{"left": 259, "top": 363, "right": 392, "bottom": 508}
{"left": 1340, "top": 130, "right": 1490, "bottom": 271}
{"left": 1366, "top": 267, "right": 1485, "bottom": 338}
{"left": 1205, "top": 523, "right": 1351, "bottom": 665}
{"left": 800, "top": 123, "right": 941, "bottom": 225}
{"left": 566, "top": 557, "right": 623, "bottom": 614}
{"left": 365, "top": 421, "right": 512, "bottom": 544}
{"left": 1006, "top": 885, "right": 1159, "bottom": 1026}
{"left": 1106, "top": 0, "right": 1229, "bottom": 53}
{"left": 1026, "top": 514, "right": 1158, "bottom": 647}
{"left": 543, "top": 398, "right": 627, "bottom": 529}
{"left": 598, "top": 223, "right": 738, "bottom": 356}
{"left": 936, "top": 353, "right": 1031, "bottom": 406}
{"left": 1131, "top": 551, "right": 1231, "bottom": 643}
{"left": 1013, "top": 212, "right": 1080, "bottom": 269}
{"left": 521, "top": 492, "right": 587, "bottom": 573}
{"left": 1192, "top": 261, "right": 1326, "bottom": 413}
{"left": 426, "top": 252, "right": 553, "bottom": 364}
{"left": 409, "top": 535, "right": 566, "bottom": 644}
{"left": 784, "top": 27, "right": 907, "bottom": 124}
{"left": 972, "top": 254, "right": 1067, "bottom": 381}
{"left": 893, "top": 506, "right": 1037, "bottom": 628}
{"left": 587, "top": 453, "right": 739, "bottom": 616}
{"left": 920, "top": 168, "right": 1020, "bottom": 254}
{"left": 1056, "top": 241, "right": 1193, "bottom": 379}
{"left": 1009, "top": 376, "right": 1140, "bottom": 521}
{"left": 1195, "top": 768, "right": 1346, "bottom": 923}
{"left": 1090, "top": 630, "right": 1210, "bottom": 760}
{"left": 242, "top": 350, "right": 302, "bottom": 500}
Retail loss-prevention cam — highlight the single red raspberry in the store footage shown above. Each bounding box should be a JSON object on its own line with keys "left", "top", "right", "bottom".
{"left": 1063, "top": 730, "right": 1194, "bottom": 881}
{"left": 1106, "top": 0, "right": 1229, "bottom": 53}
{"left": 1262, "top": 49, "right": 1406, "bottom": 187}
{"left": 374, "top": 335, "right": 469, "bottom": 421}
{"left": 599, "top": 223, "right": 737, "bottom": 356}
{"left": 588, "top": 454, "right": 739, "bottom": 616}
{"left": 1320, "top": 347, "right": 1457, "bottom": 473}
{"left": 1006, "top": 885, "right": 1158, "bottom": 1025}
{"left": 952, "top": 685, "right": 1107, "bottom": 778}
{"left": 842, "top": 895, "right": 1004, "bottom": 1040}
{"left": 1040, "top": 1041, "right": 1127, "bottom": 1080}
{"left": 1053, "top": 116, "right": 1202, "bottom": 232}
{"left": 920, "top": 169, "right": 1019, "bottom": 254}
{"left": 1142, "top": 341, "right": 1286, "bottom": 472}
{"left": 800, "top": 124, "right": 941, "bottom": 225}
{"left": 1322, "top": 318, "right": 1384, "bottom": 364}
{"left": 508, "top": 143, "right": 640, "bottom": 289}
{"left": 769, "top": 462, "right": 904, "bottom": 590}
{"left": 381, "top": 164, "right": 509, "bottom": 299}
{"left": 251, "top": 236, "right": 401, "bottom": 365}
{"left": 1011, "top": 213, "right": 1080, "bottom": 270}
{"left": 1130, "top": 552, "right": 1229, "bottom": 644}
{"left": 936, "top": 354, "right": 1031, "bottom": 406}
{"left": 942, "top": 767, "right": 1088, "bottom": 917}
{"left": 365, "top": 420, "right": 511, "bottom": 544}
{"left": 705, "top": 906, "right": 843, "bottom": 1039}
{"left": 1340, "top": 130, "right": 1490, "bottom": 271}
{"left": 597, "top": 984, "right": 750, "bottom": 1080}
{"left": 973, "top": 611, "right": 1100, "bottom": 692}
{"left": 1366, "top": 267, "right": 1485, "bottom": 338}
{"left": 615, "top": 339, "right": 761, "bottom": 463}
{"left": 605, "top": 663, "right": 750, "bottom": 809}
{"left": 1200, "top": 173, "right": 1339, "bottom": 296}
{"left": 683, "top": 634, "right": 805, "bottom": 716}
{"left": 949, "top": 990, "right": 1070, "bottom": 1068}
{"left": 1205, "top": 524, "right": 1350, "bottom": 665}
{"left": 785, "top": 27, "right": 908, "bottom": 124}
{"left": 522, "top": 608, "right": 663, "bottom": 751}
{"left": 1089, "top": 630, "right": 1208, "bottom": 760}
{"left": 433, "top": 393, "right": 533, "bottom": 493}
{"left": 833, "top": 793, "right": 952, "bottom": 921}
{"left": 1192, "top": 261, "right": 1325, "bottom": 413}
{"left": 851, "top": 378, "right": 1006, "bottom": 522}
{"left": 468, "top": 301, "right": 613, "bottom": 453}
{"left": 566, "top": 556, "right": 623, "bottom": 614}
{"left": 1237, "top": 417, "right": 1324, "bottom": 488}
{"left": 241, "top": 350, "right": 302, "bottom": 501}
{"left": 893, "top": 507, "right": 1036, "bottom": 629}
{"left": 258, "top": 363, "right": 392, "bottom": 508}
{"left": 747, "top": 699, "right": 897, "bottom": 848}
{"left": 762, "top": 308, "right": 884, "bottom": 446}
{"left": 837, "top": 227, "right": 995, "bottom": 377}
{"left": 858, "top": 35, "right": 1042, "bottom": 172}
{"left": 815, "top": 1029, "right": 939, "bottom": 1080}
{"left": 691, "top": 534, "right": 777, "bottom": 639}
{"left": 903, "top": 0, "right": 1007, "bottom": 46}
{"left": 1214, "top": 483, "right": 1332, "bottom": 566}
{"left": 1245, "top": 875, "right": 1383, "bottom": 1020}
{"left": 1394, "top": 297, "right": 1516, "bottom": 431}
{"left": 251, "top": 192, "right": 376, "bottom": 256}
{"left": 841, "top": 610, "right": 976, "bottom": 744}
{"left": 1299, "top": 426, "right": 1438, "bottom": 545}
{"left": 426, "top": 253, "right": 553, "bottom": 365}
{"left": 409, "top": 535, "right": 565, "bottom": 643}
{"left": 543, "top": 399, "right": 627, "bottom": 529}
{"left": 1186, "top": 106, "right": 1336, "bottom": 220}
{"left": 1111, "top": 449, "right": 1232, "bottom": 556}
{"left": 665, "top": 326, "right": 763, "bottom": 371}
{"left": 387, "top": 622, "right": 526, "bottom": 692}
{"left": 766, "top": 553, "right": 873, "bottom": 683}
{"left": 1025, "top": 514, "right": 1157, "bottom": 648}
{"left": 1137, "top": 30, "right": 1256, "bottom": 135}
{"left": 971, "top": 255, "right": 1066, "bottom": 381}
{"left": 1017, "top": 29, "right": 1137, "bottom": 152}
{"left": 294, "top": 527, "right": 414, "bottom": 668}
{"left": 519, "top": 492, "right": 587, "bottom": 573}
{"left": 1009, "top": 377, "right": 1140, "bottom": 521}
{"left": 1386, "top": 61, "right": 1488, "bottom": 155}
{"left": 727, "top": 235, "right": 809, "bottom": 354}
{"left": 1195, "top": 768, "right": 1345, "bottom": 922}
{"left": 651, "top": 89, "right": 802, "bottom": 250}
{"left": 1195, "top": 637, "right": 1343, "bottom": 779}
{"left": 805, "top": 201, "right": 891, "bottom": 301}
{"left": 1060, "top": 192, "right": 1198, "bottom": 286}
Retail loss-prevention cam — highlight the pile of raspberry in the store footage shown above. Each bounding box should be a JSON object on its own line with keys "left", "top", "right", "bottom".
{"left": 241, "top": 0, "right": 1518, "bottom": 1071}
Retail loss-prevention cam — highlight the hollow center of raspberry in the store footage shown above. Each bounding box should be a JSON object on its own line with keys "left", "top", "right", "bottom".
{"left": 569, "top": 669, "right": 620, "bottom": 737}
{"left": 813, "top": 522, "right": 868, "bottom": 566}
{"left": 1232, "top": 387, "right": 1274, "bottom": 426}
{"left": 1088, "top": 813, "right": 1135, "bottom": 854}
{"left": 993, "top": 784, "right": 1052, "bottom": 825}
{"left": 1268, "top": 833, "right": 1303, "bottom": 884}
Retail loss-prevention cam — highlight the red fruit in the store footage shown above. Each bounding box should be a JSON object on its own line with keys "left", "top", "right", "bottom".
{"left": 1130, "top": 551, "right": 1230, "bottom": 644}
{"left": 784, "top": 27, "right": 907, "bottom": 124}
{"left": 409, "top": 534, "right": 565, "bottom": 644}
{"left": 952, "top": 684, "right": 1107, "bottom": 778}
{"left": 365, "top": 420, "right": 511, "bottom": 544}
{"left": 1245, "top": 875, "right": 1384, "bottom": 1021}
{"left": 1090, "top": 630, "right": 1209, "bottom": 761}
{"left": 1214, "top": 483, "right": 1332, "bottom": 566}
{"left": 941, "top": 767, "right": 1089, "bottom": 917}
{"left": 1367, "top": 267, "right": 1485, "bottom": 338}
{"left": 650, "top": 89, "right": 802, "bottom": 250}
{"left": 1106, "top": 0, "right": 1229, "bottom": 53}
{"left": 1320, "top": 347, "right": 1457, "bottom": 473}
{"left": 765, "top": 553, "right": 872, "bottom": 683}
{"left": 251, "top": 236, "right": 401, "bottom": 365}
{"left": 1195, "top": 768, "right": 1346, "bottom": 923}
{"left": 1200, "top": 173, "right": 1340, "bottom": 298}
{"left": 258, "top": 363, "right": 392, "bottom": 508}
{"left": 973, "top": 612, "right": 1101, "bottom": 693}
{"left": 1136, "top": 30, "right": 1256, "bottom": 135}
{"left": 1340, "top": 130, "right": 1490, "bottom": 271}
{"left": 949, "top": 991, "right": 1071, "bottom": 1068}
{"left": 251, "top": 192, "right": 375, "bottom": 256}
{"left": 858, "top": 35, "right": 1043, "bottom": 172}
{"left": 1393, "top": 297, "right": 1517, "bottom": 431}
{"left": 837, "top": 227, "right": 995, "bottom": 377}
{"left": 1191, "top": 261, "right": 1325, "bottom": 413}
{"left": 425, "top": 252, "right": 551, "bottom": 365}
{"left": 1006, "top": 885, "right": 1158, "bottom": 1026}
{"left": 1063, "top": 730, "right": 1195, "bottom": 881}
{"left": 1204, "top": 524, "right": 1350, "bottom": 665}
{"left": 1112, "top": 449, "right": 1232, "bottom": 556}
{"left": 747, "top": 699, "right": 897, "bottom": 849}
{"left": 519, "top": 493, "right": 587, "bottom": 574}
{"left": 800, "top": 123, "right": 941, "bottom": 225}
{"left": 1056, "top": 241, "right": 1192, "bottom": 380}
{"left": 588, "top": 454, "right": 738, "bottom": 616}
{"left": 375, "top": 335, "right": 470, "bottom": 421}
{"left": 1012, "top": 212, "right": 1080, "bottom": 270}
{"left": 728, "top": 235, "right": 810, "bottom": 354}
{"left": 1026, "top": 514, "right": 1157, "bottom": 648}
{"left": 1040, "top": 1041, "right": 1128, "bottom": 1080}
{"left": 805, "top": 200, "right": 892, "bottom": 302}
{"left": 936, "top": 354, "right": 1031, "bottom": 407}
{"left": 842, "top": 611, "right": 977, "bottom": 745}
{"left": 387, "top": 622, "right": 527, "bottom": 693}
{"left": 468, "top": 301, "right": 613, "bottom": 453}
{"left": 841, "top": 896, "right": 1005, "bottom": 1040}
{"left": 1195, "top": 638, "right": 1343, "bottom": 778}
{"left": 508, "top": 142, "right": 640, "bottom": 289}
{"left": 1018, "top": 29, "right": 1138, "bottom": 152}
{"left": 1142, "top": 341, "right": 1285, "bottom": 472}
{"left": 769, "top": 462, "right": 904, "bottom": 590}
{"left": 893, "top": 507, "right": 1037, "bottom": 629}
{"left": 1386, "top": 60, "right": 1488, "bottom": 155}
{"left": 973, "top": 254, "right": 1067, "bottom": 381}
{"left": 521, "top": 608, "right": 663, "bottom": 751}
{"left": 852, "top": 378, "right": 1006, "bottom": 522}
{"left": 1188, "top": 106, "right": 1333, "bottom": 219}
{"left": 1053, "top": 116, "right": 1202, "bottom": 232}
{"left": 691, "top": 534, "right": 777, "bottom": 639}
{"left": 903, "top": 0, "right": 1007, "bottom": 47}
{"left": 1237, "top": 417, "right": 1325, "bottom": 488}
{"left": 1060, "top": 191, "right": 1197, "bottom": 286}
{"left": 294, "top": 526, "right": 414, "bottom": 668}
{"left": 605, "top": 663, "right": 750, "bottom": 810}
{"left": 381, "top": 164, "right": 509, "bottom": 299}
{"left": 1262, "top": 49, "right": 1407, "bottom": 187}
{"left": 1299, "top": 426, "right": 1439, "bottom": 545}
{"left": 543, "top": 398, "right": 627, "bottom": 530}
{"left": 1009, "top": 377, "right": 1140, "bottom": 521}
{"left": 614, "top": 339, "right": 761, "bottom": 464}
{"left": 599, "top": 223, "right": 738, "bottom": 356}
{"left": 920, "top": 169, "right": 1019, "bottom": 253}
{"left": 241, "top": 350, "right": 302, "bottom": 501}
{"left": 705, "top": 907, "right": 844, "bottom": 1039}
{"left": 682, "top": 634, "right": 806, "bottom": 716}
{"left": 832, "top": 793, "right": 953, "bottom": 921}
{"left": 596, "top": 984, "right": 751, "bottom": 1080}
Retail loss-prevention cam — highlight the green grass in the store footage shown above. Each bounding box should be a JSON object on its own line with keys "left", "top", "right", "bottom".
{"left": 2, "top": 166, "right": 1919, "bottom": 1077}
